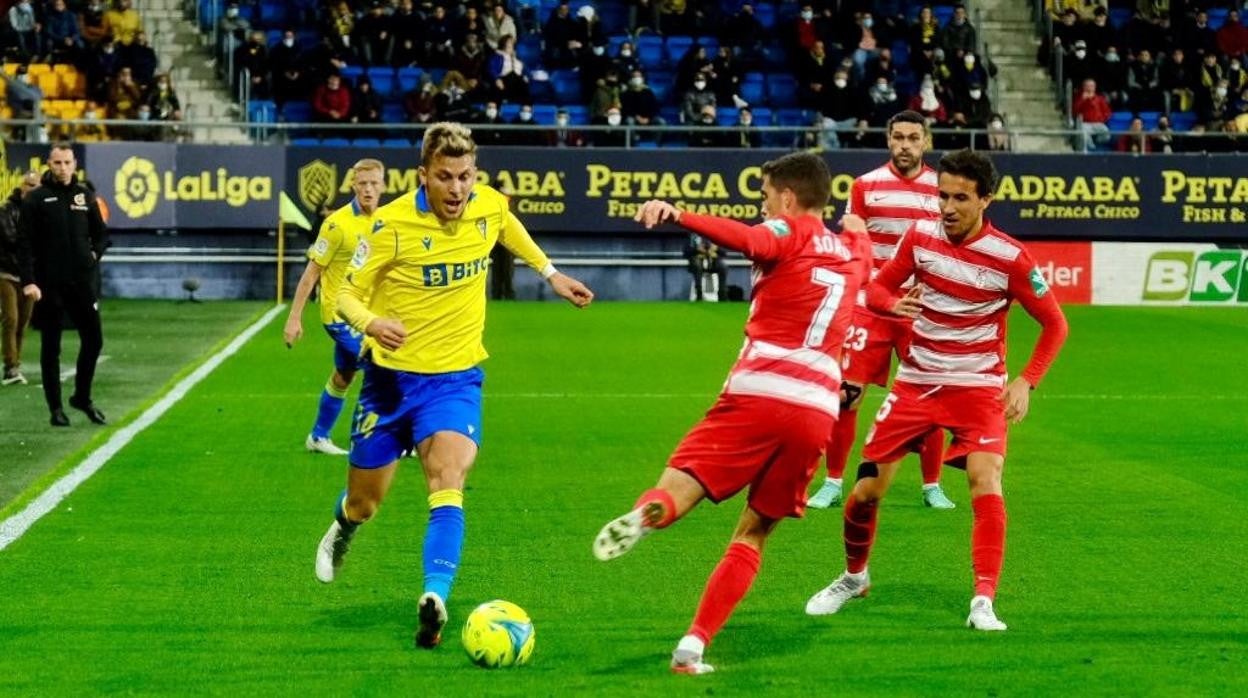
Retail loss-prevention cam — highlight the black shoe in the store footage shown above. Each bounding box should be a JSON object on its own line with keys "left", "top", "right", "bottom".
{"left": 50, "top": 408, "right": 70, "bottom": 427}
{"left": 68, "top": 395, "right": 107, "bottom": 424}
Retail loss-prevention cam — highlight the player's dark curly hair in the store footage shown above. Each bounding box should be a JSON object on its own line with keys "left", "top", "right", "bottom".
{"left": 760, "top": 151, "right": 832, "bottom": 210}
{"left": 887, "top": 110, "right": 928, "bottom": 133}
{"left": 938, "top": 149, "right": 998, "bottom": 197}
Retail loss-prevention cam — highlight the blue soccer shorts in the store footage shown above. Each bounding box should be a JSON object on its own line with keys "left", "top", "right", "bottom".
{"left": 323, "top": 322, "right": 364, "bottom": 373}
{"left": 349, "top": 361, "right": 484, "bottom": 468}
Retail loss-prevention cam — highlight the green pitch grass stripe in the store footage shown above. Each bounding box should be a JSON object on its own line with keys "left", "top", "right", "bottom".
{"left": 0, "top": 304, "right": 286, "bottom": 552}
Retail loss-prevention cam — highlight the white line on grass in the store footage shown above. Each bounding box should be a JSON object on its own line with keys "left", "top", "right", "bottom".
{"left": 0, "top": 304, "right": 285, "bottom": 553}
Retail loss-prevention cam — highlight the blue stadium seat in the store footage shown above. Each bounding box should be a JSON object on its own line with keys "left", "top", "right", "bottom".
{"left": 427, "top": 68, "right": 448, "bottom": 86}
{"left": 634, "top": 140, "right": 659, "bottom": 149}
{"left": 754, "top": 3, "right": 777, "bottom": 30}
{"left": 564, "top": 105, "right": 589, "bottom": 125}
{"left": 649, "top": 69, "right": 674, "bottom": 103}
{"left": 281, "top": 101, "right": 312, "bottom": 123}
{"left": 740, "top": 73, "right": 766, "bottom": 106}
{"left": 659, "top": 105, "right": 681, "bottom": 125}
{"left": 1107, "top": 111, "right": 1134, "bottom": 131}
{"left": 933, "top": 5, "right": 955, "bottom": 26}
{"left": 517, "top": 35, "right": 542, "bottom": 66}
{"left": 533, "top": 103, "right": 558, "bottom": 124}
{"left": 382, "top": 138, "right": 413, "bottom": 147}
{"left": 608, "top": 34, "right": 631, "bottom": 56}
{"left": 291, "top": 137, "right": 320, "bottom": 146}
{"left": 322, "top": 138, "right": 351, "bottom": 146}
{"left": 777, "top": 108, "right": 811, "bottom": 126}
{"left": 891, "top": 40, "right": 910, "bottom": 70}
{"left": 265, "top": 30, "right": 282, "bottom": 48}
{"left": 340, "top": 65, "right": 365, "bottom": 83}
{"left": 551, "top": 70, "right": 581, "bottom": 104}
{"left": 1109, "top": 7, "right": 1131, "bottom": 28}
{"left": 666, "top": 36, "right": 695, "bottom": 64}
{"left": 1208, "top": 8, "right": 1229, "bottom": 30}
{"left": 776, "top": 0, "right": 801, "bottom": 23}
{"left": 716, "top": 107, "right": 739, "bottom": 126}
{"left": 699, "top": 38, "right": 720, "bottom": 57}
{"left": 396, "top": 67, "right": 423, "bottom": 95}
{"left": 529, "top": 78, "right": 554, "bottom": 102}
{"left": 760, "top": 44, "right": 787, "bottom": 69}
{"left": 501, "top": 103, "right": 521, "bottom": 122}
{"left": 382, "top": 103, "right": 406, "bottom": 123}
{"left": 1170, "top": 111, "right": 1198, "bottom": 131}
{"left": 597, "top": 2, "right": 628, "bottom": 33}
{"left": 767, "top": 74, "right": 799, "bottom": 107}
{"left": 637, "top": 36, "right": 664, "bottom": 69}
{"left": 1137, "top": 111, "right": 1161, "bottom": 130}
{"left": 247, "top": 99, "right": 276, "bottom": 123}
{"left": 258, "top": 1, "right": 289, "bottom": 27}
{"left": 750, "top": 107, "right": 773, "bottom": 125}
{"left": 367, "top": 67, "right": 396, "bottom": 97}
{"left": 353, "top": 138, "right": 382, "bottom": 147}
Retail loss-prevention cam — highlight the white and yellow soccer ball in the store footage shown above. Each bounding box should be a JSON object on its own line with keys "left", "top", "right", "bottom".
{"left": 461, "top": 600, "right": 535, "bottom": 668}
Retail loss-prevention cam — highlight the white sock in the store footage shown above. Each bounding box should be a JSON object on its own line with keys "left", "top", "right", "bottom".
{"left": 827, "top": 477, "right": 843, "bottom": 487}
{"left": 847, "top": 568, "right": 868, "bottom": 583}
{"left": 675, "top": 634, "right": 705, "bottom": 657}
{"left": 922, "top": 483, "right": 940, "bottom": 492}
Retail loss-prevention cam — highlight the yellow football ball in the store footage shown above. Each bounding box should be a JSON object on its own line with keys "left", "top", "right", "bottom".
{"left": 461, "top": 600, "right": 536, "bottom": 668}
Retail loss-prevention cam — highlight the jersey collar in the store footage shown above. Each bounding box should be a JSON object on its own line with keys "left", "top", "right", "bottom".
{"left": 415, "top": 186, "right": 477, "bottom": 214}
{"left": 350, "top": 197, "right": 363, "bottom": 216}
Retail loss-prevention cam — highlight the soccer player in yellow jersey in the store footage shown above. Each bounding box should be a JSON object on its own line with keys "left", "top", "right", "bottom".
{"left": 314, "top": 123, "right": 594, "bottom": 649}
{"left": 283, "top": 159, "right": 385, "bottom": 455}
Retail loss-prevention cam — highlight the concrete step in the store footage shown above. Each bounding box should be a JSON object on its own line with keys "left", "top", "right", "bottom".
{"left": 1014, "top": 133, "right": 1074, "bottom": 152}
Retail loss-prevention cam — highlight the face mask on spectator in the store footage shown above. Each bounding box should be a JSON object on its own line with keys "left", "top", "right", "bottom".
{"left": 621, "top": 48, "right": 632, "bottom": 57}
{"left": 629, "top": 77, "right": 643, "bottom": 88}
{"left": 702, "top": 113, "right": 715, "bottom": 123}
{"left": 1105, "top": 51, "right": 1119, "bottom": 63}
{"left": 964, "top": 55, "right": 976, "bottom": 68}
{"left": 227, "top": 7, "right": 238, "bottom": 17}
{"left": 485, "top": 107, "right": 498, "bottom": 119}
{"left": 607, "top": 113, "right": 621, "bottom": 126}
{"left": 104, "top": 45, "right": 115, "bottom": 54}
{"left": 519, "top": 109, "right": 532, "bottom": 121}
{"left": 556, "top": 115, "right": 569, "bottom": 126}
{"left": 1074, "top": 49, "right": 1086, "bottom": 59}
{"left": 593, "top": 46, "right": 605, "bottom": 56}
{"left": 740, "top": 116, "right": 752, "bottom": 126}
{"left": 694, "top": 80, "right": 707, "bottom": 90}
{"left": 1233, "top": 61, "right": 1242, "bottom": 71}
{"left": 85, "top": 110, "right": 98, "bottom": 119}
{"left": 158, "top": 80, "right": 169, "bottom": 90}
{"left": 834, "top": 77, "right": 848, "bottom": 88}
{"left": 801, "top": 10, "right": 813, "bottom": 21}
{"left": 970, "top": 89, "right": 983, "bottom": 99}
{"left": 863, "top": 17, "right": 874, "bottom": 29}
{"left": 284, "top": 38, "right": 295, "bottom": 47}
{"left": 1216, "top": 86, "right": 1228, "bottom": 98}
{"left": 990, "top": 119, "right": 1003, "bottom": 128}
{"left": 139, "top": 109, "right": 152, "bottom": 121}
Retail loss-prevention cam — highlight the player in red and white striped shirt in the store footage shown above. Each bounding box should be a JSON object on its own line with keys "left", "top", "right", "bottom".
{"left": 591, "top": 152, "right": 872, "bottom": 675}
{"left": 805, "top": 149, "right": 1069, "bottom": 631}
{"left": 809, "top": 110, "right": 957, "bottom": 512}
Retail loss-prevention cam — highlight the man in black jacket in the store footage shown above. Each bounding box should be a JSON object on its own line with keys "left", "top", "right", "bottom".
{"left": 16, "top": 143, "right": 109, "bottom": 427}
{"left": 0, "top": 170, "right": 40, "bottom": 386}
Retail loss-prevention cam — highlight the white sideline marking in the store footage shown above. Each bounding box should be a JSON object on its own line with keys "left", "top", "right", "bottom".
{"left": 0, "top": 305, "right": 285, "bottom": 552}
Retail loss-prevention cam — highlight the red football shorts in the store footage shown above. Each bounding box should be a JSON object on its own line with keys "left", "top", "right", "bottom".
{"left": 841, "top": 307, "right": 912, "bottom": 387}
{"left": 862, "top": 381, "right": 1007, "bottom": 465}
{"left": 668, "top": 395, "right": 835, "bottom": 520}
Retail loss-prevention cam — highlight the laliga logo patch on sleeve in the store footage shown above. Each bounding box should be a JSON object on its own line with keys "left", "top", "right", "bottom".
{"left": 313, "top": 238, "right": 330, "bottom": 256}
{"left": 762, "top": 219, "right": 791, "bottom": 237}
{"left": 350, "top": 240, "right": 371, "bottom": 269}
{"left": 1029, "top": 267, "right": 1050, "bottom": 298}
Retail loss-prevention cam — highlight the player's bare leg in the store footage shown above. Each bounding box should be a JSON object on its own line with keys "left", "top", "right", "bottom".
{"left": 415, "top": 431, "right": 478, "bottom": 648}
{"left": 593, "top": 467, "right": 705, "bottom": 561}
{"left": 807, "top": 458, "right": 903, "bottom": 615}
{"left": 964, "top": 451, "right": 1008, "bottom": 631}
{"left": 306, "top": 368, "right": 356, "bottom": 455}
{"left": 810, "top": 381, "right": 865, "bottom": 509}
{"left": 316, "top": 460, "right": 398, "bottom": 583}
{"left": 673, "top": 506, "right": 779, "bottom": 675}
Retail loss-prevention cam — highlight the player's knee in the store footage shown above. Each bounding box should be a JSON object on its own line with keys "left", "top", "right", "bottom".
{"left": 345, "top": 494, "right": 380, "bottom": 522}
{"left": 966, "top": 467, "right": 1002, "bottom": 495}
{"left": 331, "top": 370, "right": 354, "bottom": 390}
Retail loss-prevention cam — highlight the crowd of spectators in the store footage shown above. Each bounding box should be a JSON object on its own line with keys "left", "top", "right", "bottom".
{"left": 0, "top": 0, "right": 183, "bottom": 141}
{"left": 235, "top": 0, "right": 1000, "bottom": 148}
{"left": 1048, "top": 2, "right": 1248, "bottom": 152}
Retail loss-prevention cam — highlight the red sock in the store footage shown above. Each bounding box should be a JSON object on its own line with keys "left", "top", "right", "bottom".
{"left": 633, "top": 488, "right": 677, "bottom": 528}
{"left": 919, "top": 430, "right": 945, "bottom": 486}
{"left": 826, "top": 409, "right": 858, "bottom": 479}
{"left": 844, "top": 496, "right": 878, "bottom": 574}
{"left": 688, "top": 542, "right": 761, "bottom": 646}
{"left": 971, "top": 494, "right": 1007, "bottom": 598}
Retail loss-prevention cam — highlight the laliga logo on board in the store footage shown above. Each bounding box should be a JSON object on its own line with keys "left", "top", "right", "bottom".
{"left": 298, "top": 159, "right": 337, "bottom": 211}
{"left": 115, "top": 155, "right": 274, "bottom": 219}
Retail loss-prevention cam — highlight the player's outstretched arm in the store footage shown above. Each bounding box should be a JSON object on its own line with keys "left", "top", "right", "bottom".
{"left": 284, "top": 261, "right": 323, "bottom": 347}
{"left": 337, "top": 228, "right": 407, "bottom": 351}
{"left": 633, "top": 200, "right": 786, "bottom": 261}
{"left": 1004, "top": 262, "right": 1070, "bottom": 423}
{"left": 499, "top": 211, "right": 594, "bottom": 308}
{"left": 547, "top": 272, "right": 594, "bottom": 308}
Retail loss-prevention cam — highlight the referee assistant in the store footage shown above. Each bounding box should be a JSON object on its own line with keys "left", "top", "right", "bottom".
{"left": 17, "top": 143, "right": 108, "bottom": 427}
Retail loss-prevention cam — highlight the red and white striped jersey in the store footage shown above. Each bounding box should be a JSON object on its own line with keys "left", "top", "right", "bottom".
{"left": 846, "top": 162, "right": 941, "bottom": 304}
{"left": 678, "top": 212, "right": 873, "bottom": 416}
{"left": 866, "top": 219, "right": 1068, "bottom": 389}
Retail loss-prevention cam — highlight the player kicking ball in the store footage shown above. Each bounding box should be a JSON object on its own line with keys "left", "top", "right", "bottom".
{"left": 313, "top": 123, "right": 594, "bottom": 649}
{"left": 593, "top": 152, "right": 872, "bottom": 674}
{"left": 283, "top": 159, "right": 385, "bottom": 455}
{"left": 805, "top": 149, "right": 1069, "bottom": 631}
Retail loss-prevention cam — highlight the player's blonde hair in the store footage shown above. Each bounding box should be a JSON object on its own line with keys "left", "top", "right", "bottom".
{"left": 421, "top": 122, "right": 476, "bottom": 166}
{"left": 352, "top": 158, "right": 385, "bottom": 176}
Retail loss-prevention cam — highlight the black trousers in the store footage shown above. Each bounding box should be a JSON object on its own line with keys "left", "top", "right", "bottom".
{"left": 38, "top": 280, "right": 103, "bottom": 411}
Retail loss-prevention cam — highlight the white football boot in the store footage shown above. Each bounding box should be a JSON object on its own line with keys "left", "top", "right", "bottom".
{"left": 966, "top": 595, "right": 1007, "bottom": 631}
{"left": 315, "top": 520, "right": 354, "bottom": 583}
{"left": 306, "top": 434, "right": 349, "bottom": 455}
{"left": 805, "top": 570, "right": 871, "bottom": 615}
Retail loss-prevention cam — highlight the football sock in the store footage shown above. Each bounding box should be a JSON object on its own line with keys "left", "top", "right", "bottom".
{"left": 311, "top": 378, "right": 349, "bottom": 440}
{"left": 688, "top": 542, "right": 761, "bottom": 646}
{"left": 919, "top": 430, "right": 945, "bottom": 486}
{"left": 423, "top": 489, "right": 466, "bottom": 603}
{"left": 844, "top": 496, "right": 879, "bottom": 575}
{"left": 971, "top": 494, "right": 1007, "bottom": 599}
{"left": 334, "top": 491, "right": 361, "bottom": 534}
{"left": 633, "top": 488, "right": 677, "bottom": 528}
{"left": 826, "top": 409, "right": 859, "bottom": 479}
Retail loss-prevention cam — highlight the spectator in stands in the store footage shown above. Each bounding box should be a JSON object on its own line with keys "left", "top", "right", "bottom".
{"left": 865, "top": 47, "right": 898, "bottom": 87}
{"left": 453, "top": 32, "right": 488, "bottom": 81}
{"left": 822, "top": 68, "right": 862, "bottom": 131}
{"left": 392, "top": 0, "right": 423, "bottom": 67}
{"left": 867, "top": 76, "right": 902, "bottom": 125}
{"left": 233, "top": 30, "right": 268, "bottom": 98}
{"left": 85, "top": 38, "right": 120, "bottom": 103}
{"left": 476, "top": 101, "right": 508, "bottom": 146}
{"left": 106, "top": 0, "right": 142, "bottom": 46}
{"left": 510, "top": 104, "right": 543, "bottom": 145}
{"left": 126, "top": 31, "right": 158, "bottom": 87}
{"left": 1150, "top": 114, "right": 1175, "bottom": 152}
{"left": 987, "top": 112, "right": 1011, "bottom": 151}
{"left": 851, "top": 12, "right": 881, "bottom": 81}
{"left": 435, "top": 70, "right": 474, "bottom": 121}
{"left": 107, "top": 65, "right": 141, "bottom": 118}
{"left": 710, "top": 45, "right": 743, "bottom": 108}
{"left": 1227, "top": 56, "right": 1248, "bottom": 96}
{"left": 798, "top": 40, "right": 835, "bottom": 110}
{"left": 731, "top": 107, "right": 761, "bottom": 149}
{"left": 147, "top": 73, "right": 182, "bottom": 126}
{"left": 722, "top": 3, "right": 764, "bottom": 62}
{"left": 1218, "top": 10, "right": 1248, "bottom": 60}
{"left": 484, "top": 4, "right": 518, "bottom": 50}
{"left": 629, "top": 0, "right": 661, "bottom": 36}
{"left": 456, "top": 6, "right": 486, "bottom": 46}
{"left": 1064, "top": 39, "right": 1096, "bottom": 88}
{"left": 1196, "top": 77, "right": 1233, "bottom": 130}
{"left": 543, "top": 1, "right": 579, "bottom": 69}
{"left": 958, "top": 81, "right": 993, "bottom": 127}
{"left": 548, "top": 108, "right": 586, "bottom": 147}
{"left": 1161, "top": 47, "right": 1196, "bottom": 113}
{"left": 1115, "top": 116, "right": 1150, "bottom": 153}
{"left": 681, "top": 73, "right": 717, "bottom": 124}
{"left": 424, "top": 5, "right": 455, "bottom": 68}
{"left": 80, "top": 0, "right": 109, "bottom": 47}
{"left": 45, "top": 0, "right": 83, "bottom": 64}
{"left": 1127, "top": 49, "right": 1162, "bottom": 111}
{"left": 1083, "top": 7, "right": 1116, "bottom": 58}
{"left": 488, "top": 34, "right": 530, "bottom": 104}
{"left": 951, "top": 51, "right": 990, "bottom": 97}
{"left": 591, "top": 105, "right": 628, "bottom": 147}
{"left": 580, "top": 42, "right": 615, "bottom": 100}
{"left": 684, "top": 234, "right": 726, "bottom": 301}
{"left": 312, "top": 72, "right": 352, "bottom": 127}
{"left": 325, "top": 1, "right": 355, "bottom": 59}
{"left": 269, "top": 29, "right": 302, "bottom": 108}
{"left": 1182, "top": 10, "right": 1217, "bottom": 58}
{"left": 1120, "top": 9, "right": 1155, "bottom": 57}
{"left": 357, "top": 1, "right": 393, "bottom": 67}
{"left": 621, "top": 69, "right": 660, "bottom": 127}
{"left": 1051, "top": 9, "right": 1081, "bottom": 61}
{"left": 910, "top": 6, "right": 942, "bottom": 55}
{"left": 2, "top": 67, "right": 42, "bottom": 142}
{"left": 76, "top": 103, "right": 109, "bottom": 141}
{"left": 674, "top": 44, "right": 713, "bottom": 95}
{"left": 943, "top": 5, "right": 977, "bottom": 55}
{"left": 1199, "top": 52, "right": 1224, "bottom": 91}
{"left": 613, "top": 41, "right": 640, "bottom": 78}
{"left": 573, "top": 5, "right": 606, "bottom": 60}
{"left": 351, "top": 74, "right": 383, "bottom": 125}
{"left": 661, "top": 0, "right": 694, "bottom": 36}
{"left": 689, "top": 104, "right": 725, "bottom": 148}
{"left": 790, "top": 4, "right": 819, "bottom": 54}
{"left": 8, "top": 0, "right": 40, "bottom": 60}
{"left": 909, "top": 75, "right": 947, "bottom": 124}
{"left": 1072, "top": 78, "right": 1112, "bottom": 151}
{"left": 590, "top": 68, "right": 621, "bottom": 119}
{"left": 1096, "top": 44, "right": 1128, "bottom": 107}
{"left": 403, "top": 75, "right": 437, "bottom": 123}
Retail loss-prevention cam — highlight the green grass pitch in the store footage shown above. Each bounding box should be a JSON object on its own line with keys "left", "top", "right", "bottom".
{"left": 0, "top": 301, "right": 1244, "bottom": 696}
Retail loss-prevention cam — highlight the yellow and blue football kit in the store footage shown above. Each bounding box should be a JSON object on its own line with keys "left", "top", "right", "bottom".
{"left": 307, "top": 198, "right": 373, "bottom": 441}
